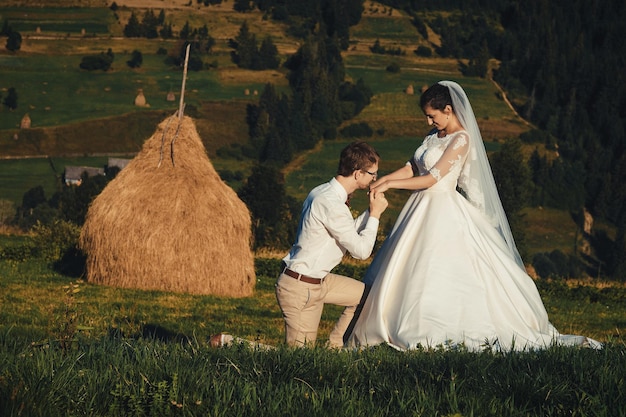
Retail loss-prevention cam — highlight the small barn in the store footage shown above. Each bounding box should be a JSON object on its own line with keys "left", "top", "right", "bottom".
{"left": 107, "top": 157, "right": 131, "bottom": 171}
{"left": 64, "top": 166, "right": 105, "bottom": 186}
{"left": 79, "top": 115, "right": 255, "bottom": 297}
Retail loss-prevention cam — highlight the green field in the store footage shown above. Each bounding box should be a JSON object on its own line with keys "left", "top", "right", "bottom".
{"left": 0, "top": 53, "right": 269, "bottom": 131}
{"left": 0, "top": 255, "right": 623, "bottom": 348}
{"left": 0, "top": 255, "right": 624, "bottom": 416}
{"left": 345, "top": 66, "right": 514, "bottom": 121}
{"left": 351, "top": 14, "right": 421, "bottom": 42}
{"left": 0, "top": 7, "right": 114, "bottom": 34}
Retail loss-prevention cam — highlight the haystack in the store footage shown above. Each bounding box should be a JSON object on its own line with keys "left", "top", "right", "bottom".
{"left": 79, "top": 115, "right": 255, "bottom": 297}
{"left": 20, "top": 114, "right": 31, "bottom": 129}
{"left": 134, "top": 89, "right": 148, "bottom": 107}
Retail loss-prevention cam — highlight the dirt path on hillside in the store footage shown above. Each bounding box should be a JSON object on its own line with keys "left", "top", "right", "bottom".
{"left": 489, "top": 78, "right": 534, "bottom": 129}
{"left": 282, "top": 141, "right": 325, "bottom": 177}
{"left": 114, "top": 0, "right": 210, "bottom": 8}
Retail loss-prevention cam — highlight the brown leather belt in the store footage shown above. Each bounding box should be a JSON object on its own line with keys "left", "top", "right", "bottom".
{"left": 282, "top": 267, "right": 324, "bottom": 284}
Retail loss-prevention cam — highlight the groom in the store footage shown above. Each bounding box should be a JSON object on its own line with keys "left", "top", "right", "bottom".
{"left": 276, "top": 141, "right": 388, "bottom": 348}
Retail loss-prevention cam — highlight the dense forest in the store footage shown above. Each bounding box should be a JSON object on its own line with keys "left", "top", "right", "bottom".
{"left": 378, "top": 0, "right": 625, "bottom": 218}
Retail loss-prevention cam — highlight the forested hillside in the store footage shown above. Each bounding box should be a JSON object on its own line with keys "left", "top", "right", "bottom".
{"left": 376, "top": 0, "right": 626, "bottom": 278}
{"left": 1, "top": 0, "right": 624, "bottom": 279}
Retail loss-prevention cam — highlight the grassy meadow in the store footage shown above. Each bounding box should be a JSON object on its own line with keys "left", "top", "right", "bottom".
{"left": 0, "top": 6, "right": 114, "bottom": 34}
{"left": 0, "top": 254, "right": 624, "bottom": 416}
{"left": 0, "top": 52, "right": 271, "bottom": 131}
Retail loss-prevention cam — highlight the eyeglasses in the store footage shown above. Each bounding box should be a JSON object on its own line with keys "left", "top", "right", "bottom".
{"left": 361, "top": 169, "right": 378, "bottom": 180}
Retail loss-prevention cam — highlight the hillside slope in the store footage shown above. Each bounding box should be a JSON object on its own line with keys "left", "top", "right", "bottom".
{"left": 1, "top": 1, "right": 527, "bottom": 151}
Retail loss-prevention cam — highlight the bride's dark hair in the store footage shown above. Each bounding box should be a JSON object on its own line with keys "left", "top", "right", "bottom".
{"left": 419, "top": 83, "right": 452, "bottom": 111}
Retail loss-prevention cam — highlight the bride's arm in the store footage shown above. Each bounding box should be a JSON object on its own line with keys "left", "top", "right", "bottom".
{"left": 371, "top": 133, "right": 469, "bottom": 193}
{"left": 376, "top": 164, "right": 414, "bottom": 183}
{"left": 372, "top": 169, "right": 436, "bottom": 193}
{"left": 368, "top": 164, "right": 413, "bottom": 196}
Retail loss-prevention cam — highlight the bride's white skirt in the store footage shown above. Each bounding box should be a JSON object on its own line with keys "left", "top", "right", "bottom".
{"left": 347, "top": 188, "right": 601, "bottom": 351}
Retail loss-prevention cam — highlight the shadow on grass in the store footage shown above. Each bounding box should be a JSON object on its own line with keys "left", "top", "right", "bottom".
{"left": 141, "top": 323, "right": 192, "bottom": 343}
{"left": 53, "top": 247, "right": 86, "bottom": 278}
{"left": 107, "top": 323, "right": 193, "bottom": 344}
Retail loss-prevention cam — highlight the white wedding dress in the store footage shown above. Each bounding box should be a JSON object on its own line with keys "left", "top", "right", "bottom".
{"left": 346, "top": 130, "right": 601, "bottom": 352}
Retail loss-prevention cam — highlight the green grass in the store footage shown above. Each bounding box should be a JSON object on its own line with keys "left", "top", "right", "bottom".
{"left": 0, "top": 256, "right": 350, "bottom": 345}
{"left": 345, "top": 66, "right": 512, "bottom": 121}
{"left": 0, "top": 53, "right": 263, "bottom": 130}
{"left": 0, "top": 253, "right": 624, "bottom": 416}
{"left": 2, "top": 336, "right": 624, "bottom": 416}
{"left": 346, "top": 64, "right": 445, "bottom": 96}
{"left": 0, "top": 7, "right": 115, "bottom": 34}
{"left": 1, "top": 253, "right": 622, "bottom": 350}
{"left": 351, "top": 14, "right": 420, "bottom": 42}
{"left": 345, "top": 53, "right": 462, "bottom": 73}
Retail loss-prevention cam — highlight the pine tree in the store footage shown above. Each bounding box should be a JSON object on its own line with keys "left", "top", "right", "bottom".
{"left": 198, "top": 24, "right": 209, "bottom": 40}
{"left": 5, "top": 30, "right": 22, "bottom": 52}
{"left": 123, "top": 12, "right": 142, "bottom": 37}
{"left": 159, "top": 23, "right": 173, "bottom": 39}
{"left": 233, "top": 0, "right": 253, "bottom": 13}
{"left": 1, "top": 20, "right": 11, "bottom": 36}
{"left": 3, "top": 87, "right": 18, "bottom": 110}
{"left": 238, "top": 164, "right": 295, "bottom": 249}
{"left": 464, "top": 40, "right": 490, "bottom": 78}
{"left": 179, "top": 21, "right": 191, "bottom": 39}
{"left": 141, "top": 9, "right": 159, "bottom": 39}
{"left": 490, "top": 137, "right": 532, "bottom": 259}
{"left": 126, "top": 50, "right": 143, "bottom": 68}
{"left": 231, "top": 21, "right": 259, "bottom": 69}
{"left": 610, "top": 216, "right": 626, "bottom": 281}
{"left": 259, "top": 36, "right": 280, "bottom": 69}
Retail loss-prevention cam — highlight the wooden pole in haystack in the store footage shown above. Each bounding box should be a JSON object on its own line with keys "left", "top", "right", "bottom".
{"left": 79, "top": 43, "right": 256, "bottom": 297}
{"left": 178, "top": 43, "right": 190, "bottom": 121}
{"left": 165, "top": 43, "right": 191, "bottom": 166}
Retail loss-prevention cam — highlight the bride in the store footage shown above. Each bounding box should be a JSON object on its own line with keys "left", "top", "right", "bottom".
{"left": 346, "top": 81, "right": 601, "bottom": 351}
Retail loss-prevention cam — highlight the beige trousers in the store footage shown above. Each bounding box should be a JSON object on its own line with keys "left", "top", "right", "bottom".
{"left": 275, "top": 271, "right": 365, "bottom": 348}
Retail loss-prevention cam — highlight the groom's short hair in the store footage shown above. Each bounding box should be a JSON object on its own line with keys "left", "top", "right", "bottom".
{"left": 337, "top": 141, "right": 380, "bottom": 177}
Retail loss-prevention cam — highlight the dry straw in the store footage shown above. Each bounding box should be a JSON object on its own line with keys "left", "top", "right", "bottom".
{"left": 79, "top": 115, "right": 256, "bottom": 297}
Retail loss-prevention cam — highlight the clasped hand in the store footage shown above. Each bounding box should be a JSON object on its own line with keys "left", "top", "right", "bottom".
{"left": 370, "top": 178, "right": 390, "bottom": 194}
{"left": 368, "top": 180, "right": 389, "bottom": 217}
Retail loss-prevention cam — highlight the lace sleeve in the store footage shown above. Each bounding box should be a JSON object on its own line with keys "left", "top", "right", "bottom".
{"left": 429, "top": 132, "right": 470, "bottom": 181}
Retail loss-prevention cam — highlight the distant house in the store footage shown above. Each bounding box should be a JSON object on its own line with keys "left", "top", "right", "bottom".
{"left": 64, "top": 158, "right": 131, "bottom": 186}
{"left": 64, "top": 166, "right": 105, "bottom": 186}
{"left": 107, "top": 157, "right": 131, "bottom": 171}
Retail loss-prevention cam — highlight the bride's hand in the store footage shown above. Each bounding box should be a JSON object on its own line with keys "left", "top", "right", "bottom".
{"left": 370, "top": 180, "right": 390, "bottom": 194}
